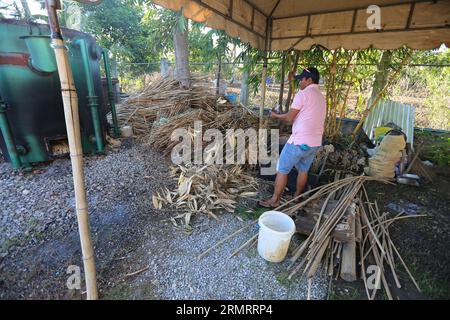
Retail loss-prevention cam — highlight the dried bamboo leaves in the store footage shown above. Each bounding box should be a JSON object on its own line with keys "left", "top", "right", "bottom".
{"left": 116, "top": 74, "right": 217, "bottom": 137}
{"left": 153, "top": 164, "right": 258, "bottom": 227}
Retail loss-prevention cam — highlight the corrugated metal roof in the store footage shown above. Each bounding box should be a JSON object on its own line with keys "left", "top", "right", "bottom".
{"left": 363, "top": 98, "right": 415, "bottom": 148}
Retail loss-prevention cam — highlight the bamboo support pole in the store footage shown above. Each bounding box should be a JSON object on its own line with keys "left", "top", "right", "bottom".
{"left": 278, "top": 52, "right": 286, "bottom": 111}
{"left": 45, "top": 0, "right": 98, "bottom": 300}
{"left": 259, "top": 54, "right": 268, "bottom": 127}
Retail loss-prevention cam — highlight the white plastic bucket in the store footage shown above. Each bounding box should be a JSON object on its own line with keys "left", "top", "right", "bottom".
{"left": 257, "top": 211, "right": 296, "bottom": 262}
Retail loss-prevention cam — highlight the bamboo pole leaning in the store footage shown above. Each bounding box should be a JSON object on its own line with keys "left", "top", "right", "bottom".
{"left": 45, "top": 0, "right": 98, "bottom": 299}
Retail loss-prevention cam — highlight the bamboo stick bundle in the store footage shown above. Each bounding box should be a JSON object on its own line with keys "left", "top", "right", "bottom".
{"left": 285, "top": 176, "right": 391, "bottom": 281}
{"left": 281, "top": 174, "right": 422, "bottom": 299}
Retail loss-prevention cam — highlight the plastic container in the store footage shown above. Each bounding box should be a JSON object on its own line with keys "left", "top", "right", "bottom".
{"left": 120, "top": 125, "right": 133, "bottom": 138}
{"left": 224, "top": 93, "right": 238, "bottom": 104}
{"left": 257, "top": 211, "right": 296, "bottom": 262}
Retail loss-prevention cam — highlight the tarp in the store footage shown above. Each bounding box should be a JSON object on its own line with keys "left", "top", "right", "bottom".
{"left": 153, "top": 0, "right": 450, "bottom": 50}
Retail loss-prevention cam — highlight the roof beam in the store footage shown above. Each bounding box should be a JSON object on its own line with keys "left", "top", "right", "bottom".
{"left": 306, "top": 15, "right": 311, "bottom": 36}
{"left": 191, "top": 0, "right": 265, "bottom": 39}
{"left": 242, "top": 0, "right": 268, "bottom": 19}
{"left": 406, "top": 2, "right": 416, "bottom": 29}
{"left": 251, "top": 7, "right": 255, "bottom": 30}
{"left": 350, "top": 9, "right": 357, "bottom": 33}
{"left": 269, "top": 0, "right": 281, "bottom": 18}
{"left": 271, "top": 25, "right": 450, "bottom": 42}
{"left": 272, "top": 0, "right": 439, "bottom": 20}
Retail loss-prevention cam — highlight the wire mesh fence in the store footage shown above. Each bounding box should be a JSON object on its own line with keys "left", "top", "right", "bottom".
{"left": 115, "top": 60, "right": 449, "bottom": 131}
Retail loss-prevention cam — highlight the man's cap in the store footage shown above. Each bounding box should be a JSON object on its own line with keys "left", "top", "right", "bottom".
{"left": 295, "top": 68, "right": 312, "bottom": 80}
{"left": 294, "top": 67, "right": 320, "bottom": 82}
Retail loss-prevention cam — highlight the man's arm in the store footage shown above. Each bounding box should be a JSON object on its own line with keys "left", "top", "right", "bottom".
{"left": 270, "top": 108, "right": 300, "bottom": 123}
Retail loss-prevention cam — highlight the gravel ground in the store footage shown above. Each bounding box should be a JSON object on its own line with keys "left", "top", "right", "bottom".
{"left": 0, "top": 141, "right": 328, "bottom": 300}
{"left": 131, "top": 213, "right": 328, "bottom": 300}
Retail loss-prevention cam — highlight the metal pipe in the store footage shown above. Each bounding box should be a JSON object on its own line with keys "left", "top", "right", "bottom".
{"left": 0, "top": 96, "right": 21, "bottom": 169}
{"left": 77, "top": 39, "right": 104, "bottom": 153}
{"left": 101, "top": 49, "right": 119, "bottom": 138}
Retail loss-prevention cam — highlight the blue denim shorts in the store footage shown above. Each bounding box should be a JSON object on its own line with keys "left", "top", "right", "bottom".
{"left": 276, "top": 143, "right": 319, "bottom": 174}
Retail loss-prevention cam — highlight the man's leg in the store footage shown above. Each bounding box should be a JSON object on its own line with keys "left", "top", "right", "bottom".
{"left": 293, "top": 146, "right": 319, "bottom": 198}
{"left": 260, "top": 172, "right": 288, "bottom": 207}
{"left": 294, "top": 171, "right": 308, "bottom": 198}
{"left": 260, "top": 143, "right": 297, "bottom": 208}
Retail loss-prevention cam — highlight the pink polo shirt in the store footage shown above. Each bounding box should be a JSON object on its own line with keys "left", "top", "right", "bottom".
{"left": 287, "top": 84, "right": 326, "bottom": 147}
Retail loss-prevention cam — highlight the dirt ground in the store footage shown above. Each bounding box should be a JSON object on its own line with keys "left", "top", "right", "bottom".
{"left": 329, "top": 165, "right": 450, "bottom": 300}
{"left": 0, "top": 143, "right": 448, "bottom": 300}
{"left": 0, "top": 143, "right": 329, "bottom": 300}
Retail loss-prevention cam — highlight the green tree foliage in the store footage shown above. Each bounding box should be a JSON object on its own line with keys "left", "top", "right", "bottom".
{"left": 80, "top": 0, "right": 151, "bottom": 63}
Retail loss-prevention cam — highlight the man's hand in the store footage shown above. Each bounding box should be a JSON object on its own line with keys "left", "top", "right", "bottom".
{"left": 269, "top": 109, "right": 279, "bottom": 119}
{"left": 270, "top": 108, "right": 300, "bottom": 123}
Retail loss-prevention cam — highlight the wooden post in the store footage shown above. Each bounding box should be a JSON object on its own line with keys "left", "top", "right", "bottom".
{"left": 45, "top": 0, "right": 98, "bottom": 300}
{"left": 259, "top": 53, "right": 268, "bottom": 126}
{"left": 260, "top": 17, "right": 272, "bottom": 126}
{"left": 285, "top": 50, "right": 300, "bottom": 111}
{"left": 240, "top": 57, "right": 250, "bottom": 107}
{"left": 216, "top": 56, "right": 222, "bottom": 96}
{"left": 278, "top": 52, "right": 286, "bottom": 112}
{"left": 341, "top": 240, "right": 357, "bottom": 282}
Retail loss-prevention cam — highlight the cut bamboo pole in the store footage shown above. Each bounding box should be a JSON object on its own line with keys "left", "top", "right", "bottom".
{"left": 45, "top": 0, "right": 97, "bottom": 300}
{"left": 363, "top": 214, "right": 427, "bottom": 230}
{"left": 229, "top": 233, "right": 258, "bottom": 259}
{"left": 306, "top": 237, "right": 330, "bottom": 278}
{"left": 307, "top": 278, "right": 312, "bottom": 300}
{"left": 197, "top": 220, "right": 257, "bottom": 260}
{"left": 359, "top": 241, "right": 372, "bottom": 300}
{"left": 125, "top": 265, "right": 149, "bottom": 277}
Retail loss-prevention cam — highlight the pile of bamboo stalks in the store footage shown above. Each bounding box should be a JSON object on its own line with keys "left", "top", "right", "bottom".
{"left": 152, "top": 164, "right": 259, "bottom": 227}
{"left": 197, "top": 173, "right": 425, "bottom": 299}
{"left": 148, "top": 103, "right": 261, "bottom": 156}
{"left": 116, "top": 74, "right": 217, "bottom": 137}
{"left": 137, "top": 74, "right": 264, "bottom": 226}
{"left": 279, "top": 173, "right": 423, "bottom": 300}
{"left": 148, "top": 108, "right": 215, "bottom": 156}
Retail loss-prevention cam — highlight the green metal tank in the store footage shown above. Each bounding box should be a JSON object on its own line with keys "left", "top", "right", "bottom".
{"left": 0, "top": 18, "right": 110, "bottom": 169}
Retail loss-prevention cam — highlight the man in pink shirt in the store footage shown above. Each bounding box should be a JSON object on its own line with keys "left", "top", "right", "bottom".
{"left": 260, "top": 67, "right": 326, "bottom": 208}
